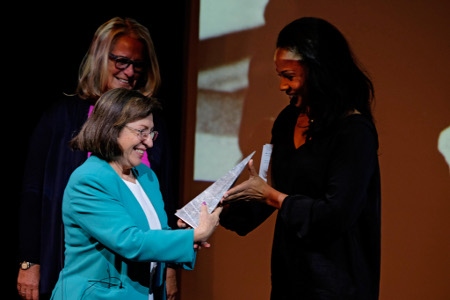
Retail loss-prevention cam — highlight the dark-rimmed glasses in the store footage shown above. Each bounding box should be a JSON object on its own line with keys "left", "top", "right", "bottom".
{"left": 125, "top": 125, "right": 158, "bottom": 141}
{"left": 109, "top": 53, "right": 146, "bottom": 73}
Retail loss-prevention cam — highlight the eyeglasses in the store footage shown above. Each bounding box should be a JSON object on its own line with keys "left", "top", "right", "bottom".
{"left": 125, "top": 125, "right": 158, "bottom": 141}
{"left": 109, "top": 53, "right": 146, "bottom": 73}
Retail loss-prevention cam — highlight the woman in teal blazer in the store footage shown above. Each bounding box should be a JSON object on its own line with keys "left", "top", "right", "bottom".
{"left": 50, "top": 88, "right": 221, "bottom": 300}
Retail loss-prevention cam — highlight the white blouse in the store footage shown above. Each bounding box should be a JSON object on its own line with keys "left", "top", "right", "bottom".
{"left": 123, "top": 179, "right": 161, "bottom": 300}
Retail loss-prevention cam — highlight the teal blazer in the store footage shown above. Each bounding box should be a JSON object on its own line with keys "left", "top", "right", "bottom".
{"left": 51, "top": 155, "right": 196, "bottom": 300}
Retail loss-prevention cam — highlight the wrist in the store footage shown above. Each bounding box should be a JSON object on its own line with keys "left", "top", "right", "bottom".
{"left": 267, "top": 188, "right": 286, "bottom": 209}
{"left": 19, "top": 261, "right": 36, "bottom": 270}
{"left": 166, "top": 263, "right": 180, "bottom": 269}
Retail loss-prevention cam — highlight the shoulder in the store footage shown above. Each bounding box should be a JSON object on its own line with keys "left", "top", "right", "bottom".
{"left": 50, "top": 93, "right": 90, "bottom": 109}
{"left": 340, "top": 114, "right": 377, "bottom": 135}
{"left": 42, "top": 94, "right": 91, "bottom": 122}
{"left": 337, "top": 114, "right": 379, "bottom": 148}
{"left": 65, "top": 157, "right": 126, "bottom": 202}
{"left": 70, "top": 156, "right": 116, "bottom": 182}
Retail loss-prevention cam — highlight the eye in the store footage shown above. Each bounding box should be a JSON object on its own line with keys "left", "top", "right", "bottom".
{"left": 133, "top": 61, "right": 145, "bottom": 71}
{"left": 115, "top": 58, "right": 130, "bottom": 67}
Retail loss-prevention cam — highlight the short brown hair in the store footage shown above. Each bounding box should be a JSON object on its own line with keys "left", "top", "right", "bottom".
{"left": 70, "top": 88, "right": 162, "bottom": 161}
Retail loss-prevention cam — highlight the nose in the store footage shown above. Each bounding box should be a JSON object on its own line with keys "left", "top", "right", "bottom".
{"left": 122, "top": 64, "right": 136, "bottom": 77}
{"left": 142, "top": 136, "right": 154, "bottom": 148}
{"left": 279, "top": 78, "right": 289, "bottom": 91}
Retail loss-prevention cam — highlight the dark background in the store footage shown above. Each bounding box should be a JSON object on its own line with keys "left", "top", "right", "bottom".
{"left": 179, "top": 1, "right": 450, "bottom": 299}
{"left": 9, "top": 2, "right": 450, "bottom": 299}
{"left": 10, "top": 4, "right": 188, "bottom": 298}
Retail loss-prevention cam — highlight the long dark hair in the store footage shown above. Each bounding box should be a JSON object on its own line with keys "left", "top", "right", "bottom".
{"left": 276, "top": 17, "right": 375, "bottom": 134}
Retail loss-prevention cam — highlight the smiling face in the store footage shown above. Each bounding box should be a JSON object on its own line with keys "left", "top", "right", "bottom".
{"left": 274, "top": 47, "right": 307, "bottom": 107}
{"left": 107, "top": 35, "right": 146, "bottom": 90}
{"left": 115, "top": 114, "right": 154, "bottom": 171}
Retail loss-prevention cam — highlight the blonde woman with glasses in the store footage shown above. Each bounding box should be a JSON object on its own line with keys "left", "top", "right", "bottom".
{"left": 17, "top": 17, "right": 180, "bottom": 300}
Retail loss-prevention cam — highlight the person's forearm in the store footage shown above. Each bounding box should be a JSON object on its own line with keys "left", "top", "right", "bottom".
{"left": 165, "top": 267, "right": 178, "bottom": 300}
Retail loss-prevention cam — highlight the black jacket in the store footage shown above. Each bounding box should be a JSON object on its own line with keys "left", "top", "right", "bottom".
{"left": 221, "top": 103, "right": 381, "bottom": 300}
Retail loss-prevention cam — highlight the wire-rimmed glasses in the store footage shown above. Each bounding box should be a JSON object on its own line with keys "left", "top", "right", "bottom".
{"left": 125, "top": 125, "right": 158, "bottom": 141}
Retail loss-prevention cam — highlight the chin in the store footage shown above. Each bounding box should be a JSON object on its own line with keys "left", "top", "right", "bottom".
{"left": 111, "top": 81, "right": 133, "bottom": 90}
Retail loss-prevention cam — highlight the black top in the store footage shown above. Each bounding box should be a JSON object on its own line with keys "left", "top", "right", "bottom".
{"left": 221, "top": 103, "right": 381, "bottom": 300}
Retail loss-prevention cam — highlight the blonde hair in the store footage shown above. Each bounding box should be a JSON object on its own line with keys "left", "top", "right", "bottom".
{"left": 76, "top": 17, "right": 161, "bottom": 100}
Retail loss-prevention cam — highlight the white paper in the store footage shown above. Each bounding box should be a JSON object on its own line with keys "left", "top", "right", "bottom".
{"left": 175, "top": 151, "right": 256, "bottom": 228}
{"left": 259, "top": 144, "right": 273, "bottom": 182}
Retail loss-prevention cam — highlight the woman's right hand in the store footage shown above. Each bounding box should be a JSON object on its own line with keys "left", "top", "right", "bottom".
{"left": 193, "top": 202, "right": 222, "bottom": 245}
{"left": 221, "top": 159, "right": 268, "bottom": 204}
{"left": 220, "top": 159, "right": 286, "bottom": 209}
{"left": 17, "top": 266, "right": 40, "bottom": 300}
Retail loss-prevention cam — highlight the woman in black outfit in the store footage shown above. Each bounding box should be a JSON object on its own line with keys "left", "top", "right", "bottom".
{"left": 220, "top": 17, "right": 381, "bottom": 300}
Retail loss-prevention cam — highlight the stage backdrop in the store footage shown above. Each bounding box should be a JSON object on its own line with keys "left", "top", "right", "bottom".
{"left": 180, "top": 0, "right": 450, "bottom": 299}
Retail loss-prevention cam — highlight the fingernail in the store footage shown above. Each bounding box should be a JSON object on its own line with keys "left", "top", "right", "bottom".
{"left": 202, "top": 201, "right": 206, "bottom": 205}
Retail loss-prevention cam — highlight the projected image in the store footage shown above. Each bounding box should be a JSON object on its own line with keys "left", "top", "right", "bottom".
{"left": 194, "top": 0, "right": 268, "bottom": 181}
{"left": 194, "top": 0, "right": 299, "bottom": 181}
{"left": 438, "top": 125, "right": 450, "bottom": 172}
